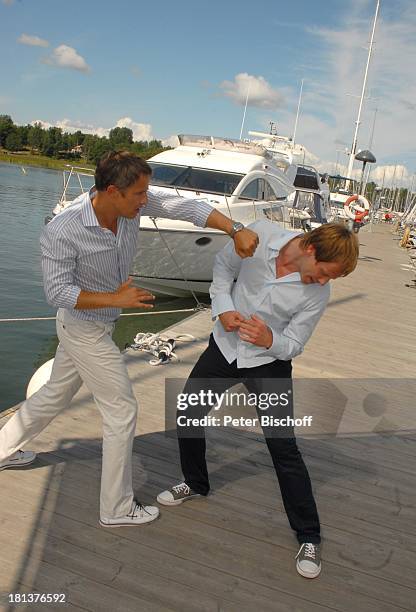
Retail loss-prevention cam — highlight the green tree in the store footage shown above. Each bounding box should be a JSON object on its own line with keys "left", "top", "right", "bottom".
{"left": 109, "top": 126, "right": 133, "bottom": 148}
{"left": 5, "top": 129, "right": 22, "bottom": 151}
{"left": 0, "top": 114, "right": 14, "bottom": 148}
{"left": 41, "top": 127, "right": 63, "bottom": 157}
{"left": 85, "top": 136, "right": 112, "bottom": 164}
{"left": 27, "top": 122, "right": 44, "bottom": 152}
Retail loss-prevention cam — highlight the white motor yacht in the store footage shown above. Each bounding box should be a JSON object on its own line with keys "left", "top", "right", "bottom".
{"left": 132, "top": 134, "right": 303, "bottom": 296}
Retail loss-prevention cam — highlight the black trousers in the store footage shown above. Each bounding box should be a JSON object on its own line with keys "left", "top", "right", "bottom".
{"left": 178, "top": 335, "right": 320, "bottom": 544}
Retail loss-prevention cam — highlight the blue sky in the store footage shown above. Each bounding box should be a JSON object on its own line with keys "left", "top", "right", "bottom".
{"left": 1, "top": 0, "right": 415, "bottom": 185}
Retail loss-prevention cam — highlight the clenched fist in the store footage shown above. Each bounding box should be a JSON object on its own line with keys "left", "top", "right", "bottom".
{"left": 233, "top": 228, "right": 259, "bottom": 258}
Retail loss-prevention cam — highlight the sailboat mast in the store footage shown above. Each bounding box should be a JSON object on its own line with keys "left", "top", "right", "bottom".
{"left": 239, "top": 81, "right": 251, "bottom": 140}
{"left": 346, "top": 0, "right": 380, "bottom": 184}
{"left": 292, "top": 79, "right": 304, "bottom": 147}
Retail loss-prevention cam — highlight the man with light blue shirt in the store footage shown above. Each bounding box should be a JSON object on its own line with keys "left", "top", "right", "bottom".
{"left": 158, "top": 219, "right": 358, "bottom": 578}
{"left": 0, "top": 151, "right": 258, "bottom": 528}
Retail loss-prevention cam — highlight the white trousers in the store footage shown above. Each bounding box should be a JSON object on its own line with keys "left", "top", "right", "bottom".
{"left": 0, "top": 308, "right": 138, "bottom": 519}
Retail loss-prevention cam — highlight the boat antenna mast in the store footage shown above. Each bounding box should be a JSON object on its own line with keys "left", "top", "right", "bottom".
{"left": 239, "top": 80, "right": 251, "bottom": 140}
{"left": 346, "top": 0, "right": 380, "bottom": 187}
{"left": 292, "top": 79, "right": 304, "bottom": 147}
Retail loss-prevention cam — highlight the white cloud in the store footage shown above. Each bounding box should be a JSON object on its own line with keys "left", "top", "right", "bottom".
{"left": 220, "top": 73, "right": 285, "bottom": 110}
{"left": 44, "top": 45, "right": 90, "bottom": 73}
{"left": 18, "top": 34, "right": 49, "bottom": 48}
{"left": 371, "top": 164, "right": 411, "bottom": 187}
{"left": 31, "top": 118, "right": 108, "bottom": 137}
{"left": 114, "top": 117, "right": 153, "bottom": 141}
{"left": 29, "top": 117, "right": 180, "bottom": 145}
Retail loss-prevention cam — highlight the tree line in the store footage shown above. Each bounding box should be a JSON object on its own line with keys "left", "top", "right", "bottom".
{"left": 0, "top": 115, "right": 167, "bottom": 164}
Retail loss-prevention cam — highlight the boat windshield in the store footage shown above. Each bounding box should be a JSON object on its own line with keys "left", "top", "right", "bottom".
{"left": 294, "top": 166, "right": 320, "bottom": 191}
{"left": 329, "top": 176, "right": 358, "bottom": 194}
{"left": 148, "top": 162, "right": 244, "bottom": 196}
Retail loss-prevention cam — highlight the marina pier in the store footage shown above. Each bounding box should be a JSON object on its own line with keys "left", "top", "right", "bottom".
{"left": 1, "top": 224, "right": 416, "bottom": 611}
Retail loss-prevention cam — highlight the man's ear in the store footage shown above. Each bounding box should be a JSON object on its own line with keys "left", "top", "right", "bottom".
{"left": 106, "top": 184, "right": 119, "bottom": 196}
{"left": 304, "top": 244, "right": 316, "bottom": 257}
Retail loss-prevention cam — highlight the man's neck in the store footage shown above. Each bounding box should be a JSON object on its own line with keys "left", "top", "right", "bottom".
{"left": 275, "top": 236, "right": 303, "bottom": 278}
{"left": 91, "top": 191, "right": 118, "bottom": 234}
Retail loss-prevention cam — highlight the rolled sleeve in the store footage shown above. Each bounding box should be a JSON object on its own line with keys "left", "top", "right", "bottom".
{"left": 209, "top": 239, "right": 242, "bottom": 320}
{"left": 267, "top": 329, "right": 304, "bottom": 360}
{"left": 211, "top": 293, "right": 236, "bottom": 319}
{"left": 144, "top": 187, "right": 214, "bottom": 227}
{"left": 40, "top": 227, "right": 81, "bottom": 309}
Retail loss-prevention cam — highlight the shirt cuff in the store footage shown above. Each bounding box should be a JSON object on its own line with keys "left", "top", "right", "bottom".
{"left": 52, "top": 285, "right": 81, "bottom": 309}
{"left": 211, "top": 294, "right": 236, "bottom": 319}
{"left": 192, "top": 200, "right": 215, "bottom": 227}
{"left": 264, "top": 329, "right": 303, "bottom": 361}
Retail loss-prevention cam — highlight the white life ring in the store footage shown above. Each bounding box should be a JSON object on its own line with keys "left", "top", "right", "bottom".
{"left": 344, "top": 195, "right": 370, "bottom": 220}
{"left": 26, "top": 358, "right": 54, "bottom": 399}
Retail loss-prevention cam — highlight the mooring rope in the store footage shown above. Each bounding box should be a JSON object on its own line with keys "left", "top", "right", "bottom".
{"left": 0, "top": 306, "right": 208, "bottom": 323}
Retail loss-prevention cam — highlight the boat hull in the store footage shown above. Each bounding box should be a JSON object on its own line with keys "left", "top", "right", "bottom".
{"left": 131, "top": 226, "right": 230, "bottom": 296}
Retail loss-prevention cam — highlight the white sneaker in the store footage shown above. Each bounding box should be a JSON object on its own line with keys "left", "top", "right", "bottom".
{"left": 99, "top": 499, "right": 159, "bottom": 528}
{"left": 157, "top": 482, "right": 201, "bottom": 506}
{"left": 295, "top": 543, "right": 322, "bottom": 578}
{"left": 0, "top": 450, "right": 36, "bottom": 471}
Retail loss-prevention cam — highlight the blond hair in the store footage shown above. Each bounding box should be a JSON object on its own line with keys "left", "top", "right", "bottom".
{"left": 299, "top": 224, "right": 359, "bottom": 276}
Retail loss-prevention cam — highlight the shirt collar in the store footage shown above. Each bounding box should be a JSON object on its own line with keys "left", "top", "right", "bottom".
{"left": 267, "top": 227, "right": 303, "bottom": 283}
{"left": 80, "top": 189, "right": 100, "bottom": 228}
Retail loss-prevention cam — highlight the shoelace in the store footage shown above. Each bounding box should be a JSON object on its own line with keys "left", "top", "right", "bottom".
{"left": 295, "top": 543, "right": 317, "bottom": 560}
{"left": 128, "top": 500, "right": 152, "bottom": 518}
{"left": 172, "top": 483, "right": 190, "bottom": 495}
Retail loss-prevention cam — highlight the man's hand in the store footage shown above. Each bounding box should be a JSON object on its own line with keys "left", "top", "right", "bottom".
{"left": 112, "top": 277, "right": 155, "bottom": 309}
{"left": 233, "top": 228, "right": 259, "bottom": 258}
{"left": 219, "top": 310, "right": 245, "bottom": 332}
{"left": 238, "top": 314, "right": 273, "bottom": 348}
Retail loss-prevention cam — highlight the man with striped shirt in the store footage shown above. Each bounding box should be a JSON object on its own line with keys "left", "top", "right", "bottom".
{"left": 0, "top": 151, "right": 258, "bottom": 527}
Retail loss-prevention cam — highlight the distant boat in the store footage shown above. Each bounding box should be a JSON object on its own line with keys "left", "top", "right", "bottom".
{"left": 20, "top": 166, "right": 27, "bottom": 175}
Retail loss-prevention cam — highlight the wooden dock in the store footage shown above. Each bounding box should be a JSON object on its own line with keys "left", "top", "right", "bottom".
{"left": 1, "top": 224, "right": 416, "bottom": 612}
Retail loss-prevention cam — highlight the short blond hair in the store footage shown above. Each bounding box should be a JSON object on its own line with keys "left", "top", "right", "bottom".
{"left": 299, "top": 224, "right": 359, "bottom": 276}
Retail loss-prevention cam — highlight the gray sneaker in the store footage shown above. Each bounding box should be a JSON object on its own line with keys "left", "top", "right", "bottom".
{"left": 157, "top": 482, "right": 201, "bottom": 506}
{"left": 0, "top": 450, "right": 36, "bottom": 471}
{"left": 295, "top": 543, "right": 321, "bottom": 578}
{"left": 99, "top": 498, "right": 159, "bottom": 528}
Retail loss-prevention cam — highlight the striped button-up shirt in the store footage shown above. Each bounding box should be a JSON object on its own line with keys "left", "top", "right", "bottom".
{"left": 40, "top": 187, "right": 213, "bottom": 322}
{"left": 210, "top": 220, "right": 330, "bottom": 367}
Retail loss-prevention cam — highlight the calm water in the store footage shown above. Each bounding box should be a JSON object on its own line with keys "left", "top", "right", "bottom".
{"left": 0, "top": 162, "right": 197, "bottom": 412}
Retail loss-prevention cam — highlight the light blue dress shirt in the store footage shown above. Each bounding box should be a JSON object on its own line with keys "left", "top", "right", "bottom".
{"left": 40, "top": 187, "right": 213, "bottom": 322}
{"left": 210, "top": 220, "right": 330, "bottom": 367}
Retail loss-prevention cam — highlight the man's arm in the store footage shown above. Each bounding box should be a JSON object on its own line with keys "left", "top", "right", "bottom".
{"left": 144, "top": 187, "right": 258, "bottom": 258}
{"left": 209, "top": 239, "right": 243, "bottom": 319}
{"left": 40, "top": 229, "right": 82, "bottom": 309}
{"left": 40, "top": 229, "right": 154, "bottom": 310}
{"left": 75, "top": 278, "right": 154, "bottom": 310}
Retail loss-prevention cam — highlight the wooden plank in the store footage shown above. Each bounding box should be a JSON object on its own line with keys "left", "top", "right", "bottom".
{"left": 2, "top": 473, "right": 415, "bottom": 612}
{"left": 2, "top": 225, "right": 416, "bottom": 611}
